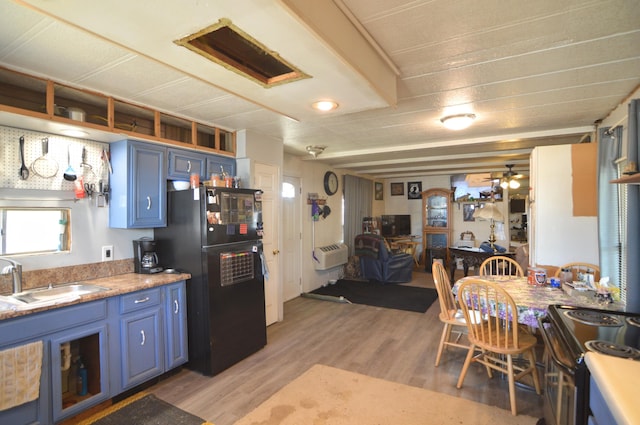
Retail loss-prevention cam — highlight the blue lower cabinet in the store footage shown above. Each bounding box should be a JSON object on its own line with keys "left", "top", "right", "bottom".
{"left": 0, "top": 280, "right": 188, "bottom": 425}
{"left": 165, "top": 282, "right": 188, "bottom": 370}
{"left": 116, "top": 283, "right": 188, "bottom": 391}
{"left": 50, "top": 323, "right": 110, "bottom": 422}
{"left": 0, "top": 299, "right": 109, "bottom": 425}
{"left": 119, "top": 307, "right": 163, "bottom": 390}
{"left": 589, "top": 376, "right": 617, "bottom": 425}
{"left": 0, "top": 339, "right": 49, "bottom": 425}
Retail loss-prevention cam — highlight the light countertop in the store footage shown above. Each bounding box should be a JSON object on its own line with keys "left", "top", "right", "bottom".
{"left": 0, "top": 271, "right": 191, "bottom": 321}
{"left": 584, "top": 352, "right": 640, "bottom": 425}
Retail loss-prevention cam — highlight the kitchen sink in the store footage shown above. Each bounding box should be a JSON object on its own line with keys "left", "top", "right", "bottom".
{"left": 11, "top": 283, "right": 111, "bottom": 304}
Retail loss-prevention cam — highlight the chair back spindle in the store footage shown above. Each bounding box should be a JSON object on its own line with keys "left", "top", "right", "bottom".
{"left": 479, "top": 256, "right": 524, "bottom": 277}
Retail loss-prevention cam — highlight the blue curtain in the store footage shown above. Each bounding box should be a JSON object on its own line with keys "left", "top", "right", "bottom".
{"left": 597, "top": 126, "right": 621, "bottom": 294}
{"left": 626, "top": 99, "right": 640, "bottom": 312}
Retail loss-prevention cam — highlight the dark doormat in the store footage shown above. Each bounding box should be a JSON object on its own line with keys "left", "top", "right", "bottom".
{"left": 78, "top": 392, "right": 212, "bottom": 425}
{"left": 304, "top": 279, "right": 438, "bottom": 313}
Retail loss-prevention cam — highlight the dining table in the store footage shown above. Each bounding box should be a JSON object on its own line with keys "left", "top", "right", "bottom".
{"left": 388, "top": 238, "right": 421, "bottom": 266}
{"left": 452, "top": 276, "right": 622, "bottom": 328}
{"left": 448, "top": 246, "right": 516, "bottom": 282}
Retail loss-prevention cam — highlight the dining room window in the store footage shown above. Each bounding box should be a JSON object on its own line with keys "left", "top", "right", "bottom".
{"left": 598, "top": 125, "right": 624, "bottom": 305}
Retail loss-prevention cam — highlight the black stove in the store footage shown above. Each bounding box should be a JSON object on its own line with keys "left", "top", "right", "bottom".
{"left": 549, "top": 305, "right": 640, "bottom": 363}
{"left": 583, "top": 340, "right": 640, "bottom": 359}
{"left": 539, "top": 305, "right": 640, "bottom": 425}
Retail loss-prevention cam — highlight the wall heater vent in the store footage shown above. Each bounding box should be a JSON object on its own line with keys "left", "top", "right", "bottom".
{"left": 314, "top": 243, "right": 348, "bottom": 270}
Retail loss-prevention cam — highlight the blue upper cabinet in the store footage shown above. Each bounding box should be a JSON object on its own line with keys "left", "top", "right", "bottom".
{"left": 167, "top": 148, "right": 206, "bottom": 181}
{"left": 110, "top": 140, "right": 167, "bottom": 228}
{"left": 206, "top": 155, "right": 235, "bottom": 181}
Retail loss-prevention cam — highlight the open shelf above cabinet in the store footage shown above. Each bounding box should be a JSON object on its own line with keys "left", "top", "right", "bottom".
{"left": 0, "top": 66, "right": 235, "bottom": 156}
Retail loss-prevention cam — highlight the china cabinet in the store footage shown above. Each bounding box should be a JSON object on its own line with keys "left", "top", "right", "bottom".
{"left": 422, "top": 188, "right": 452, "bottom": 272}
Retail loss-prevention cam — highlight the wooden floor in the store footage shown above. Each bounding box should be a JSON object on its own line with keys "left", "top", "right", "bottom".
{"left": 146, "top": 269, "right": 545, "bottom": 425}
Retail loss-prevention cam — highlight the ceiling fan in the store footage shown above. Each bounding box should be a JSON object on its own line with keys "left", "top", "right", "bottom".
{"left": 481, "top": 164, "right": 526, "bottom": 186}
{"left": 500, "top": 164, "right": 525, "bottom": 189}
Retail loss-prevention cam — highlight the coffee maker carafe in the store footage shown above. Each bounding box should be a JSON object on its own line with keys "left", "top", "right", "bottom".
{"left": 133, "top": 238, "right": 163, "bottom": 274}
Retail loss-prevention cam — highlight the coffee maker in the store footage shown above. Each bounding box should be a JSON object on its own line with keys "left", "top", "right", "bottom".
{"left": 133, "top": 237, "right": 163, "bottom": 274}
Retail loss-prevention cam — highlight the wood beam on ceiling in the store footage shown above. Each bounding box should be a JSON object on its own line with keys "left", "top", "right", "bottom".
{"left": 310, "top": 127, "right": 593, "bottom": 160}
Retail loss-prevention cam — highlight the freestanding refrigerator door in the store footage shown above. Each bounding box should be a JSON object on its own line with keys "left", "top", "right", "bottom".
{"left": 203, "top": 242, "right": 266, "bottom": 375}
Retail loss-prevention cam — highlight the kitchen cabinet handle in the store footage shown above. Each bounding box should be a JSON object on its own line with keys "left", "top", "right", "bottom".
{"left": 140, "top": 330, "right": 146, "bottom": 346}
{"left": 146, "top": 196, "right": 152, "bottom": 210}
{"left": 173, "top": 299, "right": 179, "bottom": 314}
{"left": 187, "top": 161, "right": 192, "bottom": 173}
{"left": 134, "top": 297, "right": 150, "bottom": 304}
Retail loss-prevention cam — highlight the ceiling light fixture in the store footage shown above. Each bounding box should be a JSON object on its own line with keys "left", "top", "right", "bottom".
{"left": 312, "top": 100, "right": 338, "bottom": 112}
{"left": 440, "top": 113, "right": 476, "bottom": 130}
{"left": 306, "top": 145, "right": 326, "bottom": 158}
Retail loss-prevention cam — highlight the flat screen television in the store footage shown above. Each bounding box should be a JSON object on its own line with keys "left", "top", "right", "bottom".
{"left": 510, "top": 198, "right": 526, "bottom": 213}
{"left": 381, "top": 214, "right": 412, "bottom": 237}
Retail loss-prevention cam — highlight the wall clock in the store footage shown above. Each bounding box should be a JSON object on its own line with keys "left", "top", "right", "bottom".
{"left": 324, "top": 171, "right": 339, "bottom": 196}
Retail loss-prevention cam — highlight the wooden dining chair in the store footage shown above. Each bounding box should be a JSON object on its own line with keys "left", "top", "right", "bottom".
{"left": 431, "top": 261, "right": 470, "bottom": 367}
{"left": 456, "top": 278, "right": 541, "bottom": 416}
{"left": 479, "top": 256, "right": 524, "bottom": 277}
{"left": 553, "top": 262, "right": 600, "bottom": 282}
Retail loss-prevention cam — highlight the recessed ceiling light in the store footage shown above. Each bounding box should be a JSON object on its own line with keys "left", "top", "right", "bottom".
{"left": 440, "top": 113, "right": 476, "bottom": 130}
{"left": 61, "top": 129, "right": 89, "bottom": 137}
{"left": 312, "top": 101, "right": 338, "bottom": 112}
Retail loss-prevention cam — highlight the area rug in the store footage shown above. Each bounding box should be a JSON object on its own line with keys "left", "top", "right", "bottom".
{"left": 77, "top": 392, "right": 213, "bottom": 425}
{"left": 304, "top": 279, "right": 438, "bottom": 312}
{"left": 233, "top": 364, "right": 539, "bottom": 425}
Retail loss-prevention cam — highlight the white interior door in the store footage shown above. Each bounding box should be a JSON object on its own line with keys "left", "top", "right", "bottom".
{"left": 253, "top": 162, "right": 281, "bottom": 325}
{"left": 282, "top": 176, "right": 302, "bottom": 301}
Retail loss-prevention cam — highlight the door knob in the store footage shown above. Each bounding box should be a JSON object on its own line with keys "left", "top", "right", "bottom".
{"left": 272, "top": 249, "right": 280, "bottom": 255}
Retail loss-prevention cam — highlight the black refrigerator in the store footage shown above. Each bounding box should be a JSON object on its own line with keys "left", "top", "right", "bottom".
{"left": 154, "top": 186, "right": 266, "bottom": 376}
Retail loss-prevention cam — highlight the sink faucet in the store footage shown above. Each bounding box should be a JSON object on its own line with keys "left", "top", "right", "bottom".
{"left": 0, "top": 257, "right": 23, "bottom": 294}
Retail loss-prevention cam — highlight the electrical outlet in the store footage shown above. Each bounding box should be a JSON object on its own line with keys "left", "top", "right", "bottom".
{"left": 102, "top": 245, "right": 113, "bottom": 262}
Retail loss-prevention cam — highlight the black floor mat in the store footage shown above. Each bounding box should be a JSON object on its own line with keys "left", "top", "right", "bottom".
{"left": 83, "top": 393, "right": 208, "bottom": 425}
{"left": 305, "top": 279, "right": 438, "bottom": 313}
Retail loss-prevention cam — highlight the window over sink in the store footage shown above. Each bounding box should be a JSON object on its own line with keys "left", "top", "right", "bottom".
{"left": 1, "top": 208, "right": 70, "bottom": 255}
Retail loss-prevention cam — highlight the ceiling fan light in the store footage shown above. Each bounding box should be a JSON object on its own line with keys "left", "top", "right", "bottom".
{"left": 509, "top": 179, "right": 521, "bottom": 189}
{"left": 440, "top": 113, "right": 476, "bottom": 130}
{"left": 500, "top": 179, "right": 509, "bottom": 189}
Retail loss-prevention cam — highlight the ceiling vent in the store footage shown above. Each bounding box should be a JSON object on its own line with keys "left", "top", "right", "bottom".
{"left": 175, "top": 18, "right": 310, "bottom": 88}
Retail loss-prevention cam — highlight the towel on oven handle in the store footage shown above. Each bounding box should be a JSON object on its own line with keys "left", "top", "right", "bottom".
{"left": 260, "top": 250, "right": 269, "bottom": 280}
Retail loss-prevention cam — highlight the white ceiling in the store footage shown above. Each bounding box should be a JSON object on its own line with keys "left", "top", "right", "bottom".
{"left": 1, "top": 0, "right": 639, "bottom": 179}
